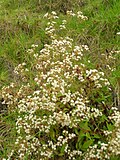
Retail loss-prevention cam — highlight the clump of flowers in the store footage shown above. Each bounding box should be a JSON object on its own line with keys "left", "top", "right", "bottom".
{"left": 1, "top": 11, "right": 120, "bottom": 160}
{"left": 67, "top": 10, "right": 88, "bottom": 20}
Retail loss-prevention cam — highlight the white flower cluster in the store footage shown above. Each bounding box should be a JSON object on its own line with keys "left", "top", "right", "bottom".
{"left": 107, "top": 108, "right": 120, "bottom": 155}
{"left": 100, "top": 49, "right": 118, "bottom": 72}
{"left": 44, "top": 10, "right": 88, "bottom": 39}
{"left": 44, "top": 11, "right": 59, "bottom": 38}
{"left": 1, "top": 11, "right": 120, "bottom": 160}
{"left": 83, "top": 142, "right": 109, "bottom": 160}
{"left": 86, "top": 69, "right": 110, "bottom": 88}
{"left": 67, "top": 10, "right": 88, "bottom": 20}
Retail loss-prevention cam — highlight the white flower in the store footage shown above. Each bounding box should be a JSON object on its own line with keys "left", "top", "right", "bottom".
{"left": 44, "top": 12, "right": 49, "bottom": 18}
{"left": 117, "top": 32, "right": 120, "bottom": 35}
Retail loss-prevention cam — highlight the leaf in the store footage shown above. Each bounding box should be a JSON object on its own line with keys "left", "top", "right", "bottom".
{"left": 93, "top": 134, "right": 100, "bottom": 139}
{"left": 75, "top": 128, "right": 79, "bottom": 135}
{"left": 78, "top": 130, "right": 85, "bottom": 141}
{"left": 50, "top": 129, "right": 56, "bottom": 141}
{"left": 86, "top": 132, "right": 91, "bottom": 139}
{"left": 60, "top": 144, "right": 66, "bottom": 153}
{"left": 106, "top": 123, "right": 114, "bottom": 131}
{"left": 100, "top": 115, "right": 108, "bottom": 122}
{"left": 76, "top": 143, "right": 78, "bottom": 149}
{"left": 79, "top": 121, "right": 91, "bottom": 131}
{"left": 79, "top": 140, "right": 83, "bottom": 149}
{"left": 82, "top": 140, "right": 93, "bottom": 150}
{"left": 76, "top": 130, "right": 85, "bottom": 149}
{"left": 58, "top": 153, "right": 64, "bottom": 157}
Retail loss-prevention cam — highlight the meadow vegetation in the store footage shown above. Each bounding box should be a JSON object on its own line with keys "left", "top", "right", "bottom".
{"left": 0, "top": 0, "right": 120, "bottom": 159}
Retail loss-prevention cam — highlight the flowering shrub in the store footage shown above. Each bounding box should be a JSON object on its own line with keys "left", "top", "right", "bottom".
{"left": 1, "top": 11, "right": 120, "bottom": 160}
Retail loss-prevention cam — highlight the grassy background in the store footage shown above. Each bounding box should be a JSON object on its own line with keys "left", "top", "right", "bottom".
{"left": 0, "top": 0, "right": 120, "bottom": 88}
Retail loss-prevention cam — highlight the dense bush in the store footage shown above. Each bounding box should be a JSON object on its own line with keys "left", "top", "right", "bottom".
{"left": 1, "top": 11, "right": 120, "bottom": 160}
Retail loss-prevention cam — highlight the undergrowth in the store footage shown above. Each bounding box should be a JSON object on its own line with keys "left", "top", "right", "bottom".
{"left": 0, "top": 0, "right": 120, "bottom": 160}
{"left": 0, "top": 10, "right": 120, "bottom": 160}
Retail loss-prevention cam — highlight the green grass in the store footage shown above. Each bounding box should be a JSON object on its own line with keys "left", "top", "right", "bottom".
{"left": 0, "top": 0, "right": 119, "bottom": 87}
{"left": 0, "top": 0, "right": 120, "bottom": 159}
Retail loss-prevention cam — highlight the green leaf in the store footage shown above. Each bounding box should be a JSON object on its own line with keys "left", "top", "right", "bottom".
{"left": 78, "top": 130, "right": 85, "bottom": 141}
{"left": 75, "top": 128, "right": 79, "bottom": 135}
{"left": 79, "top": 121, "right": 91, "bottom": 131}
{"left": 79, "top": 140, "right": 83, "bottom": 149}
{"left": 107, "top": 123, "right": 114, "bottom": 131}
{"left": 60, "top": 144, "right": 66, "bottom": 153}
{"left": 76, "top": 131, "right": 85, "bottom": 149}
{"left": 76, "top": 142, "right": 79, "bottom": 149}
{"left": 100, "top": 115, "right": 108, "bottom": 122}
{"left": 58, "top": 153, "right": 64, "bottom": 156}
{"left": 50, "top": 129, "right": 56, "bottom": 141}
{"left": 93, "top": 134, "right": 100, "bottom": 139}
{"left": 110, "top": 155, "right": 120, "bottom": 160}
{"left": 86, "top": 132, "right": 91, "bottom": 139}
{"left": 82, "top": 140, "right": 93, "bottom": 150}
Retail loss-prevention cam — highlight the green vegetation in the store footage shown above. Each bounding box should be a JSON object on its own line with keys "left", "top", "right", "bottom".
{"left": 0, "top": 0, "right": 120, "bottom": 159}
